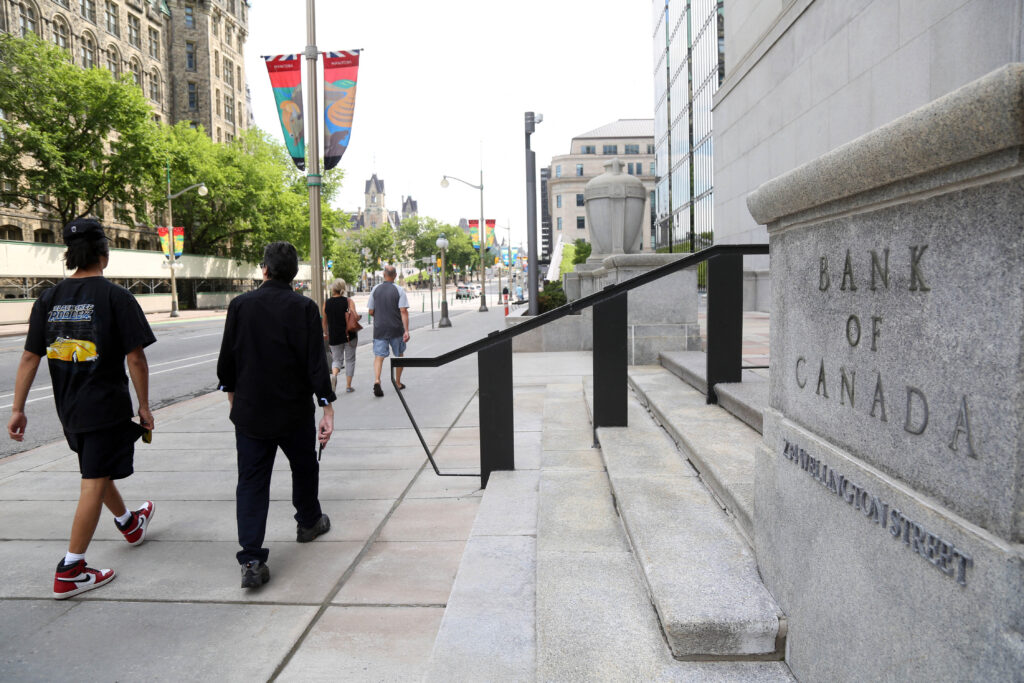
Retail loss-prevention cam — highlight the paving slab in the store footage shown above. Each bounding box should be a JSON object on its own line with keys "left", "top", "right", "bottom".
{"left": 277, "top": 605, "right": 444, "bottom": 682}
{"left": 332, "top": 540, "right": 465, "bottom": 606}
{"left": 0, "top": 600, "right": 318, "bottom": 681}
{"left": 0, "top": 539, "right": 361, "bottom": 604}
{"left": 405, "top": 468, "right": 483, "bottom": 499}
{"left": 541, "top": 427, "right": 594, "bottom": 451}
{"left": 378, "top": 497, "right": 480, "bottom": 542}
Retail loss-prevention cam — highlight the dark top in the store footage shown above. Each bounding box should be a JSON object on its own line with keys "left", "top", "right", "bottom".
{"left": 216, "top": 280, "right": 336, "bottom": 438}
{"left": 324, "top": 296, "right": 356, "bottom": 345}
{"left": 25, "top": 277, "right": 155, "bottom": 433}
{"left": 367, "top": 281, "right": 405, "bottom": 340}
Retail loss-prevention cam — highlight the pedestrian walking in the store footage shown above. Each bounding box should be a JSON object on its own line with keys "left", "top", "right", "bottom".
{"left": 323, "top": 278, "right": 358, "bottom": 394}
{"left": 367, "top": 264, "right": 411, "bottom": 397}
{"left": 216, "top": 242, "right": 336, "bottom": 589}
{"left": 7, "top": 218, "right": 156, "bottom": 599}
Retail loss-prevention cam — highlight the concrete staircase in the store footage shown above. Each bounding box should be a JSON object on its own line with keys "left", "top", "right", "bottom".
{"left": 425, "top": 355, "right": 791, "bottom": 680}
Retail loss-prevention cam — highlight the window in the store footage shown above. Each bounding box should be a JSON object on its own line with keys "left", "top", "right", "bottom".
{"left": 129, "top": 58, "right": 141, "bottom": 86}
{"left": 215, "top": 89, "right": 220, "bottom": 115}
{"left": 556, "top": 195, "right": 562, "bottom": 209}
{"left": 225, "top": 133, "right": 233, "bottom": 143}
{"left": 185, "top": 42, "right": 196, "bottom": 70}
{"left": 19, "top": 4, "right": 37, "bottom": 36}
{"left": 603, "top": 145, "right": 617, "bottom": 155}
{"left": 184, "top": 5, "right": 194, "bottom": 28}
{"left": 223, "top": 58, "right": 234, "bottom": 86}
{"left": 237, "top": 31, "right": 243, "bottom": 52}
{"left": 580, "top": 145, "right": 595, "bottom": 154}
{"left": 224, "top": 93, "right": 234, "bottom": 121}
{"left": 211, "top": 13, "right": 218, "bottom": 37}
{"left": 227, "top": 0, "right": 235, "bottom": 14}
{"left": 52, "top": 17, "right": 70, "bottom": 50}
{"left": 650, "top": 162, "right": 655, "bottom": 176}
{"left": 217, "top": 127, "right": 222, "bottom": 142}
{"left": 115, "top": 237, "right": 131, "bottom": 249}
{"left": 127, "top": 13, "right": 139, "bottom": 46}
{"left": 555, "top": 165, "right": 562, "bottom": 178}
{"left": 80, "top": 33, "right": 97, "bottom": 68}
{"left": 0, "top": 226, "right": 23, "bottom": 241}
{"left": 577, "top": 216, "right": 585, "bottom": 230}
{"left": 149, "top": 69, "right": 160, "bottom": 102}
{"left": 647, "top": 144, "right": 655, "bottom": 154}
{"left": 148, "top": 27, "right": 160, "bottom": 58}
{"left": 575, "top": 193, "right": 584, "bottom": 207}
{"left": 237, "top": 66, "right": 242, "bottom": 90}
{"left": 225, "top": 25, "right": 233, "bottom": 48}
{"left": 105, "top": 45, "right": 119, "bottom": 75}
{"left": 35, "top": 229, "right": 55, "bottom": 244}
{"left": 624, "top": 144, "right": 640, "bottom": 155}
{"left": 105, "top": 1, "right": 118, "bottom": 36}
{"left": 188, "top": 82, "right": 198, "bottom": 110}
{"left": 557, "top": 217, "right": 562, "bottom": 231}
{"left": 56, "top": 0, "right": 69, "bottom": 7}
{"left": 575, "top": 164, "right": 583, "bottom": 176}
{"left": 80, "top": 0, "right": 96, "bottom": 23}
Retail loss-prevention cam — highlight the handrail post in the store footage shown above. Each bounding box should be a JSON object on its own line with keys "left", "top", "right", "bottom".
{"left": 592, "top": 290, "right": 628, "bottom": 440}
{"left": 706, "top": 253, "right": 743, "bottom": 403}
{"left": 478, "top": 337, "right": 514, "bottom": 488}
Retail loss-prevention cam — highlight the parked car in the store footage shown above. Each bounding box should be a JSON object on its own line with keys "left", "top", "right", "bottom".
{"left": 468, "top": 283, "right": 482, "bottom": 297}
{"left": 456, "top": 284, "right": 472, "bottom": 300}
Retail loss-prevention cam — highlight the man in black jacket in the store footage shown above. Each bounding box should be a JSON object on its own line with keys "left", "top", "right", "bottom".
{"left": 216, "top": 242, "right": 336, "bottom": 589}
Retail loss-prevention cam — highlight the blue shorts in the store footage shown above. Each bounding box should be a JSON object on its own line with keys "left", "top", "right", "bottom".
{"left": 373, "top": 337, "right": 406, "bottom": 357}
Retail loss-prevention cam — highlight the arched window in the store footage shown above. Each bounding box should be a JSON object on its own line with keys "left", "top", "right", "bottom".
{"left": 129, "top": 58, "right": 142, "bottom": 86}
{"left": 19, "top": 3, "right": 38, "bottom": 37}
{"left": 80, "top": 32, "right": 97, "bottom": 68}
{"left": 149, "top": 68, "right": 160, "bottom": 102}
{"left": 105, "top": 44, "right": 120, "bottom": 75}
{"left": 115, "top": 237, "right": 131, "bottom": 249}
{"left": 0, "top": 226, "right": 23, "bottom": 241}
{"left": 34, "top": 229, "right": 55, "bottom": 244}
{"left": 52, "top": 15, "right": 70, "bottom": 51}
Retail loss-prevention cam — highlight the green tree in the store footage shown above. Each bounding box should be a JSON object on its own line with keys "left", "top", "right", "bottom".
{"left": 356, "top": 224, "right": 397, "bottom": 268}
{"left": 0, "top": 34, "right": 165, "bottom": 227}
{"left": 571, "top": 238, "right": 592, "bottom": 265}
{"left": 331, "top": 235, "right": 362, "bottom": 286}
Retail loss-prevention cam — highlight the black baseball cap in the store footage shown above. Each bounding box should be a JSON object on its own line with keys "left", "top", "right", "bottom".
{"left": 63, "top": 218, "right": 109, "bottom": 243}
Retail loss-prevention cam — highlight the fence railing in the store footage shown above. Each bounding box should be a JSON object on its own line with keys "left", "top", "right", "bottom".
{"left": 391, "top": 243, "right": 769, "bottom": 487}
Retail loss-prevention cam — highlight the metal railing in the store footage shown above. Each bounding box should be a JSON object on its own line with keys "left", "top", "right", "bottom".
{"left": 391, "top": 244, "right": 769, "bottom": 487}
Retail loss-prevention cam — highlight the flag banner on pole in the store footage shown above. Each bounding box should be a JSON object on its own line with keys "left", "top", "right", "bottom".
{"left": 485, "top": 219, "right": 496, "bottom": 248}
{"left": 158, "top": 227, "right": 171, "bottom": 259}
{"left": 172, "top": 227, "right": 184, "bottom": 258}
{"left": 468, "top": 220, "right": 480, "bottom": 249}
{"left": 263, "top": 54, "right": 306, "bottom": 170}
{"left": 322, "top": 50, "right": 360, "bottom": 171}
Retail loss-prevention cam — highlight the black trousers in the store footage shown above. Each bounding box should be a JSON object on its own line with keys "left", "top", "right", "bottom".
{"left": 235, "top": 417, "right": 323, "bottom": 564}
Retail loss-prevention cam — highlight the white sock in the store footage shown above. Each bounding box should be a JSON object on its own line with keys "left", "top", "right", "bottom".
{"left": 64, "top": 551, "right": 85, "bottom": 566}
{"left": 115, "top": 510, "right": 132, "bottom": 525}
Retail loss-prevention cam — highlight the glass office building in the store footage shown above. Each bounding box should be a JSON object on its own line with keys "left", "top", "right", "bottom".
{"left": 652, "top": 0, "right": 724, "bottom": 251}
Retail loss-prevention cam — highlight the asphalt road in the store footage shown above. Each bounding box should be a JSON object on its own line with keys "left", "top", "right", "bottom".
{"left": 0, "top": 307, "right": 466, "bottom": 459}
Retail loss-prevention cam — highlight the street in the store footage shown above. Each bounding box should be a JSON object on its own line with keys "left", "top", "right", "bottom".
{"left": 0, "top": 304, "right": 474, "bottom": 460}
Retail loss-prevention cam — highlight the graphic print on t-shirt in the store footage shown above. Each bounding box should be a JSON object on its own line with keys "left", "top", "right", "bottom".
{"left": 45, "top": 304, "right": 99, "bottom": 365}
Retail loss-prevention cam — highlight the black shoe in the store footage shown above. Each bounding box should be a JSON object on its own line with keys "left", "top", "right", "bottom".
{"left": 297, "top": 514, "right": 331, "bottom": 543}
{"left": 373, "top": 383, "right": 384, "bottom": 397}
{"left": 240, "top": 560, "right": 270, "bottom": 588}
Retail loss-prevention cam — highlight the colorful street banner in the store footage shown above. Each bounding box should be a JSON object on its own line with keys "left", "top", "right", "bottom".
{"left": 173, "top": 227, "right": 184, "bottom": 258}
{"left": 468, "top": 220, "right": 479, "bottom": 249}
{"left": 158, "top": 227, "right": 170, "bottom": 259}
{"left": 322, "top": 50, "right": 360, "bottom": 171}
{"left": 485, "top": 219, "right": 496, "bottom": 248}
{"left": 263, "top": 54, "right": 305, "bottom": 170}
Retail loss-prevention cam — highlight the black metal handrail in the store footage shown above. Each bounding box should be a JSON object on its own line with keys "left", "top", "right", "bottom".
{"left": 391, "top": 243, "right": 769, "bottom": 486}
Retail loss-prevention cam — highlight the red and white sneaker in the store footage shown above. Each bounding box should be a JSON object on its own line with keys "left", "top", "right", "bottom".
{"left": 53, "top": 559, "right": 115, "bottom": 600}
{"left": 116, "top": 500, "right": 155, "bottom": 546}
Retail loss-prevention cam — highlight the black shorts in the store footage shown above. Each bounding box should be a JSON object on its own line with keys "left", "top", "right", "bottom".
{"left": 65, "top": 421, "right": 136, "bottom": 480}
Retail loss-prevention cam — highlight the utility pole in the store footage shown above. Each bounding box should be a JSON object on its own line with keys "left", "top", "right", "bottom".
{"left": 305, "top": 0, "right": 324, "bottom": 310}
{"left": 525, "top": 111, "right": 542, "bottom": 315}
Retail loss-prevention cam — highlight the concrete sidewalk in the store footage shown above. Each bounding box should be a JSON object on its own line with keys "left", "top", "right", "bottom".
{"left": 0, "top": 306, "right": 516, "bottom": 681}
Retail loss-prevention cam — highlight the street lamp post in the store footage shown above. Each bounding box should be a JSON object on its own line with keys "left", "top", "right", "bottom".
{"left": 165, "top": 165, "right": 208, "bottom": 318}
{"left": 436, "top": 234, "right": 451, "bottom": 327}
{"left": 441, "top": 170, "right": 487, "bottom": 312}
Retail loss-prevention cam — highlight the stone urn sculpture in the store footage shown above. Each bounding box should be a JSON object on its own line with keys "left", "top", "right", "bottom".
{"left": 584, "top": 157, "right": 646, "bottom": 259}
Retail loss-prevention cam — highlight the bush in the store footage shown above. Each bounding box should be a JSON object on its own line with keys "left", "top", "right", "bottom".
{"left": 572, "top": 239, "right": 591, "bottom": 265}
{"left": 537, "top": 280, "right": 567, "bottom": 313}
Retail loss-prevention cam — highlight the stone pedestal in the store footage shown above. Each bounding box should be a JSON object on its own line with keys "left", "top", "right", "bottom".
{"left": 746, "top": 64, "right": 1024, "bottom": 681}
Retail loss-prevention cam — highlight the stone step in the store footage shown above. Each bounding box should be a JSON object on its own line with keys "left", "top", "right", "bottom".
{"left": 629, "top": 365, "right": 761, "bottom": 541}
{"left": 659, "top": 350, "right": 769, "bottom": 434}
{"left": 596, "top": 391, "right": 786, "bottom": 661}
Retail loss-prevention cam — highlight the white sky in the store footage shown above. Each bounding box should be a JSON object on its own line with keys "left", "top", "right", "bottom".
{"left": 244, "top": 0, "right": 654, "bottom": 249}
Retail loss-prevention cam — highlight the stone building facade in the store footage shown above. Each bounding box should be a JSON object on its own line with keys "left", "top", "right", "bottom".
{"left": 546, "top": 119, "right": 656, "bottom": 250}
{"left": 349, "top": 174, "right": 399, "bottom": 230}
{"left": 0, "top": 0, "right": 248, "bottom": 254}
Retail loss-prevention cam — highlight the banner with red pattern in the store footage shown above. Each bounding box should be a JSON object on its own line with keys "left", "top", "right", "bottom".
{"left": 322, "top": 50, "right": 360, "bottom": 171}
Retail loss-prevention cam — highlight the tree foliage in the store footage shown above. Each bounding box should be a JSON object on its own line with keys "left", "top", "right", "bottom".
{"left": 0, "top": 34, "right": 164, "bottom": 227}
{"left": 571, "top": 238, "right": 592, "bottom": 265}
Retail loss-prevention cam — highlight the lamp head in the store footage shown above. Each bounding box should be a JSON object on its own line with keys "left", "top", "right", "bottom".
{"left": 440, "top": 177, "right": 449, "bottom": 189}
{"left": 197, "top": 183, "right": 209, "bottom": 197}
{"left": 436, "top": 234, "right": 449, "bottom": 250}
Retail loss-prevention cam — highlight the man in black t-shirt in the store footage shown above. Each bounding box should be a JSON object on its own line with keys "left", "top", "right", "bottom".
{"left": 8, "top": 218, "right": 157, "bottom": 599}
